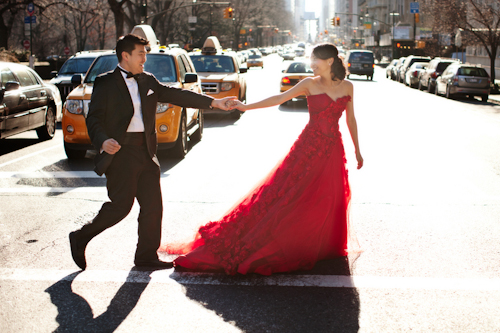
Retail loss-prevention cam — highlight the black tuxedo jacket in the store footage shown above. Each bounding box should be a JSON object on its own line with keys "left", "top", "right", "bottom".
{"left": 86, "top": 68, "right": 213, "bottom": 175}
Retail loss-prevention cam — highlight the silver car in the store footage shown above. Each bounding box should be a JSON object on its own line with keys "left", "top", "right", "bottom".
{"left": 435, "top": 64, "right": 490, "bottom": 102}
{"left": 404, "top": 62, "right": 428, "bottom": 88}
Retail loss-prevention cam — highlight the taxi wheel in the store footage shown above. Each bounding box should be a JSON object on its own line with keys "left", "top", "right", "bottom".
{"left": 36, "top": 105, "right": 56, "bottom": 140}
{"left": 64, "top": 142, "right": 86, "bottom": 159}
{"left": 171, "top": 112, "right": 188, "bottom": 158}
{"left": 191, "top": 110, "right": 203, "bottom": 142}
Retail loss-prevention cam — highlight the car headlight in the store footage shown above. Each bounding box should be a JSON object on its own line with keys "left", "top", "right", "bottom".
{"left": 65, "top": 100, "right": 83, "bottom": 115}
{"left": 156, "top": 102, "right": 172, "bottom": 113}
{"left": 221, "top": 82, "right": 235, "bottom": 91}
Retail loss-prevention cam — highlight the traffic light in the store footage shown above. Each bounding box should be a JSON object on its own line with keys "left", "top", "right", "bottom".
{"left": 331, "top": 18, "right": 336, "bottom": 26}
{"left": 336, "top": 17, "right": 340, "bottom": 26}
{"left": 223, "top": 7, "right": 234, "bottom": 18}
{"left": 415, "top": 13, "right": 419, "bottom": 23}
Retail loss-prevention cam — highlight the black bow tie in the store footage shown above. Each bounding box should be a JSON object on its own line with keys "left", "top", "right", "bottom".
{"left": 118, "top": 67, "right": 140, "bottom": 80}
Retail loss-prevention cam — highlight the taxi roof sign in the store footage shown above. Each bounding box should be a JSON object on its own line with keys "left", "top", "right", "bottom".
{"left": 131, "top": 25, "right": 160, "bottom": 47}
{"left": 202, "top": 36, "right": 222, "bottom": 55}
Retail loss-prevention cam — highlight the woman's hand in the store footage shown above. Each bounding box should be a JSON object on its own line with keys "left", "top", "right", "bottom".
{"left": 356, "top": 151, "right": 363, "bottom": 169}
{"left": 229, "top": 100, "right": 247, "bottom": 111}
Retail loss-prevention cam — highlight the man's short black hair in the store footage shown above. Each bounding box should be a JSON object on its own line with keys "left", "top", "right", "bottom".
{"left": 116, "top": 34, "right": 149, "bottom": 62}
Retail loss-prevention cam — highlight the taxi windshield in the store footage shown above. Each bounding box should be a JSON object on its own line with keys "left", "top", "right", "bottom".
{"left": 84, "top": 54, "right": 177, "bottom": 83}
{"left": 286, "top": 62, "right": 313, "bottom": 73}
{"left": 190, "top": 55, "right": 235, "bottom": 73}
{"left": 59, "top": 58, "right": 95, "bottom": 75}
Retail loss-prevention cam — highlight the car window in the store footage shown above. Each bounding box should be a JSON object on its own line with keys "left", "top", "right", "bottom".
{"left": 287, "top": 62, "right": 313, "bottom": 73}
{"left": 457, "top": 67, "right": 488, "bottom": 77}
{"left": 27, "top": 69, "right": 41, "bottom": 85}
{"left": 190, "top": 55, "right": 236, "bottom": 73}
{"left": 59, "top": 57, "right": 96, "bottom": 75}
{"left": 248, "top": 54, "right": 261, "bottom": 59}
{"left": 0, "top": 67, "right": 18, "bottom": 89}
{"left": 16, "top": 68, "right": 37, "bottom": 87}
{"left": 177, "top": 56, "right": 187, "bottom": 81}
{"left": 436, "top": 62, "right": 454, "bottom": 72}
{"left": 85, "top": 55, "right": 118, "bottom": 83}
{"left": 146, "top": 55, "right": 177, "bottom": 82}
{"left": 85, "top": 54, "right": 177, "bottom": 83}
{"left": 180, "top": 55, "right": 194, "bottom": 73}
{"left": 348, "top": 52, "right": 374, "bottom": 62}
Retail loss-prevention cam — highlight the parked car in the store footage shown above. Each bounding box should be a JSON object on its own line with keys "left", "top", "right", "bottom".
{"left": 247, "top": 53, "right": 264, "bottom": 69}
{"left": 294, "top": 48, "right": 305, "bottom": 57}
{"left": 404, "top": 62, "right": 429, "bottom": 88}
{"left": 0, "top": 61, "right": 62, "bottom": 140}
{"left": 398, "top": 55, "right": 430, "bottom": 83}
{"left": 50, "top": 50, "right": 110, "bottom": 102}
{"left": 435, "top": 64, "right": 490, "bottom": 102}
{"left": 418, "top": 58, "right": 460, "bottom": 93}
{"left": 281, "top": 51, "right": 296, "bottom": 60}
{"left": 345, "top": 50, "right": 374, "bottom": 80}
{"left": 62, "top": 45, "right": 204, "bottom": 159}
{"left": 392, "top": 57, "right": 406, "bottom": 81}
{"left": 385, "top": 59, "right": 398, "bottom": 79}
{"left": 280, "top": 61, "right": 314, "bottom": 105}
{"left": 189, "top": 36, "right": 247, "bottom": 119}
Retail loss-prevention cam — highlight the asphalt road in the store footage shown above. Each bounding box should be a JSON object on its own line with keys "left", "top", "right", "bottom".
{"left": 1, "top": 54, "right": 500, "bottom": 332}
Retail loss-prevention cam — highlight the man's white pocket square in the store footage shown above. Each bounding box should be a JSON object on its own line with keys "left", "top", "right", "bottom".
{"left": 147, "top": 89, "right": 154, "bottom": 96}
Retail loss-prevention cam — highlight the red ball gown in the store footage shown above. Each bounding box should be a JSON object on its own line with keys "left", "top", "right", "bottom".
{"left": 169, "top": 93, "right": 359, "bottom": 275}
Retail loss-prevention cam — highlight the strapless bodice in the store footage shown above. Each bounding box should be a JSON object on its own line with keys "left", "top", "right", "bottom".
{"left": 306, "top": 93, "right": 351, "bottom": 139}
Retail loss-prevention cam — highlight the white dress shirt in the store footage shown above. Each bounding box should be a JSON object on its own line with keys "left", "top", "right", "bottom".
{"left": 118, "top": 65, "right": 145, "bottom": 132}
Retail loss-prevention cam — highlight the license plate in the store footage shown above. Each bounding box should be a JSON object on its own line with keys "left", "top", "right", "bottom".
{"left": 468, "top": 78, "right": 478, "bottom": 83}
{"left": 363, "top": 64, "right": 369, "bottom": 68}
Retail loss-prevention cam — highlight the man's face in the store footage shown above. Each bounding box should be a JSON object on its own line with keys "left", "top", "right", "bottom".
{"left": 121, "top": 44, "right": 147, "bottom": 74}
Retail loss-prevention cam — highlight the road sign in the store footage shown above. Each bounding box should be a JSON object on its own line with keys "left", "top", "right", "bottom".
{"left": 64, "top": 47, "right": 70, "bottom": 55}
{"left": 410, "top": 2, "right": 419, "bottom": 14}
{"left": 188, "top": 16, "right": 197, "bottom": 24}
{"left": 23, "top": 40, "right": 30, "bottom": 50}
{"left": 27, "top": 3, "right": 34, "bottom": 16}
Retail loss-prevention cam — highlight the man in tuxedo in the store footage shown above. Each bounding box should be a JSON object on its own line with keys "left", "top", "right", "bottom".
{"left": 69, "top": 34, "right": 234, "bottom": 270}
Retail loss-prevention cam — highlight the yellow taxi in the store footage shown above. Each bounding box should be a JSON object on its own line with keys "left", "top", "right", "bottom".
{"left": 280, "top": 61, "right": 314, "bottom": 105}
{"left": 62, "top": 26, "right": 204, "bottom": 159}
{"left": 189, "top": 37, "right": 247, "bottom": 119}
{"left": 247, "top": 53, "right": 264, "bottom": 68}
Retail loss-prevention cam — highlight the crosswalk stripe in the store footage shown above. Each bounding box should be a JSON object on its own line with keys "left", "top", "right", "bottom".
{"left": 0, "top": 145, "right": 61, "bottom": 168}
{"left": 1, "top": 268, "right": 499, "bottom": 291}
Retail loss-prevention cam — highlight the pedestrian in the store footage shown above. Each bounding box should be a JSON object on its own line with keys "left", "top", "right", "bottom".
{"left": 69, "top": 34, "right": 235, "bottom": 270}
{"left": 170, "top": 43, "right": 364, "bottom": 275}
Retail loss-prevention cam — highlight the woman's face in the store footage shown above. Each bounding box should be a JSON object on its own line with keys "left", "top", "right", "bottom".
{"left": 310, "top": 53, "right": 333, "bottom": 76}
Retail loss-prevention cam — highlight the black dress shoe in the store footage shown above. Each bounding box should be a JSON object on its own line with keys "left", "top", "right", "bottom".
{"left": 134, "top": 259, "right": 174, "bottom": 269}
{"left": 69, "top": 231, "right": 87, "bottom": 270}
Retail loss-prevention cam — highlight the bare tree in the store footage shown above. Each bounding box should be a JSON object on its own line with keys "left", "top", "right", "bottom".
{"left": 430, "top": 0, "right": 500, "bottom": 83}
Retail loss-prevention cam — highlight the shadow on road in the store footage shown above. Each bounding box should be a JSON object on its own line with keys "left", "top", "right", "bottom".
{"left": 182, "top": 257, "right": 360, "bottom": 332}
{"left": 45, "top": 269, "right": 151, "bottom": 332}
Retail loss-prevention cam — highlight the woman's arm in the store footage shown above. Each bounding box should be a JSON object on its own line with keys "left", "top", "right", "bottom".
{"left": 344, "top": 82, "right": 364, "bottom": 169}
{"left": 233, "top": 78, "right": 313, "bottom": 111}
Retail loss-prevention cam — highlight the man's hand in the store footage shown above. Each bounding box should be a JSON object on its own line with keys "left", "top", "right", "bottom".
{"left": 102, "top": 138, "right": 121, "bottom": 155}
{"left": 211, "top": 96, "right": 237, "bottom": 111}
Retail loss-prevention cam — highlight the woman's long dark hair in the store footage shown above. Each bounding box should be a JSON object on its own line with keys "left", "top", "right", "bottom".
{"left": 312, "top": 43, "right": 346, "bottom": 81}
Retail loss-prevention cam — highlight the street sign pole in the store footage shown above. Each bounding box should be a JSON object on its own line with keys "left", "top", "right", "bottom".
{"left": 27, "top": 3, "right": 34, "bottom": 68}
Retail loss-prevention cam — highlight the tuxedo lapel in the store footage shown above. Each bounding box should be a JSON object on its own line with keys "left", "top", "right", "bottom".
{"left": 113, "top": 68, "right": 134, "bottom": 120}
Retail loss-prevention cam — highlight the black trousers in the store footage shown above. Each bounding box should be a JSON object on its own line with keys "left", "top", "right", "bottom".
{"left": 76, "top": 135, "right": 163, "bottom": 263}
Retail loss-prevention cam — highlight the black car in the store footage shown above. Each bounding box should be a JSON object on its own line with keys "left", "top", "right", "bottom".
{"left": 0, "top": 62, "right": 62, "bottom": 140}
{"left": 345, "top": 50, "right": 374, "bottom": 80}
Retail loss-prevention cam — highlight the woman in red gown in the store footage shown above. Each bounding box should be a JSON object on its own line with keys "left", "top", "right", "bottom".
{"left": 168, "top": 44, "right": 363, "bottom": 275}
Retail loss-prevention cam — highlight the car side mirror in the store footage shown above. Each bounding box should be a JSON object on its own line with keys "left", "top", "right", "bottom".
{"left": 5, "top": 81, "right": 20, "bottom": 91}
{"left": 184, "top": 73, "right": 198, "bottom": 84}
{"left": 239, "top": 68, "right": 247, "bottom": 74}
{"left": 71, "top": 74, "right": 83, "bottom": 85}
{"left": 50, "top": 70, "right": 58, "bottom": 78}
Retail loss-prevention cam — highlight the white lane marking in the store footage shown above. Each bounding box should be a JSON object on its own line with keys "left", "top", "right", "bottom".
{"left": 0, "top": 145, "right": 61, "bottom": 168}
{"left": 0, "top": 187, "right": 106, "bottom": 193}
{"left": 0, "top": 171, "right": 100, "bottom": 178}
{"left": 1, "top": 268, "right": 499, "bottom": 291}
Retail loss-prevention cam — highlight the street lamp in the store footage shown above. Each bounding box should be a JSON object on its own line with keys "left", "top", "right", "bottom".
{"left": 390, "top": 12, "right": 400, "bottom": 59}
